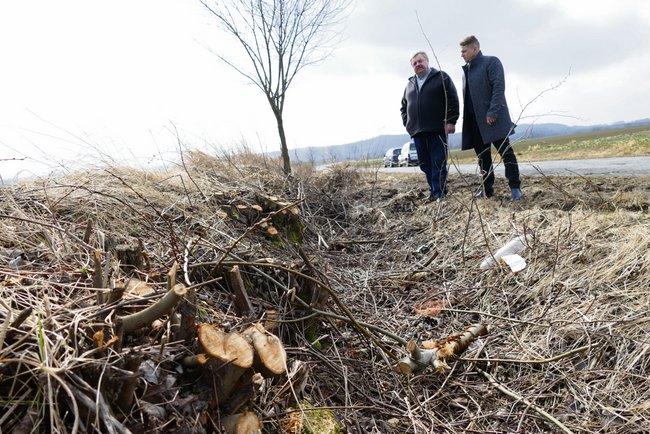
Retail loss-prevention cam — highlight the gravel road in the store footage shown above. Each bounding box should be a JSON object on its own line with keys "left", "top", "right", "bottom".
{"left": 382, "top": 156, "right": 650, "bottom": 177}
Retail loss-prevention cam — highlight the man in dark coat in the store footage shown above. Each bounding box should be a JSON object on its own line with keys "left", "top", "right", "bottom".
{"left": 401, "top": 51, "right": 459, "bottom": 201}
{"left": 460, "top": 35, "right": 522, "bottom": 200}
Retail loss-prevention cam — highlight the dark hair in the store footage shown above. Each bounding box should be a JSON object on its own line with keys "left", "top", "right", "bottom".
{"left": 459, "top": 35, "right": 480, "bottom": 48}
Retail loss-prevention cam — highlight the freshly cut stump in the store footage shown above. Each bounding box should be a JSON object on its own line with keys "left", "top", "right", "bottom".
{"left": 197, "top": 324, "right": 254, "bottom": 368}
{"left": 244, "top": 323, "right": 287, "bottom": 376}
{"left": 198, "top": 324, "right": 255, "bottom": 402}
{"left": 221, "top": 411, "right": 261, "bottom": 434}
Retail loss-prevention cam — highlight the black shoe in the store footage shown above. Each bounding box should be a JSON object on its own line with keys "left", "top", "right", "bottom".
{"left": 424, "top": 193, "right": 445, "bottom": 203}
{"left": 475, "top": 190, "right": 493, "bottom": 199}
{"left": 511, "top": 188, "right": 523, "bottom": 201}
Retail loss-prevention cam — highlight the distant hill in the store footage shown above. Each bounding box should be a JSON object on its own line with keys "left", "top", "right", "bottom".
{"left": 269, "top": 118, "right": 650, "bottom": 164}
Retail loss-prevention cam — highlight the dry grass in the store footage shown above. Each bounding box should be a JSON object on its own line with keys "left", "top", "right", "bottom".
{"left": 1, "top": 153, "right": 649, "bottom": 433}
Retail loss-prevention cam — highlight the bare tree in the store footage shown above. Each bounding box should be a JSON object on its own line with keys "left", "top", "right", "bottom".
{"left": 201, "top": 0, "right": 352, "bottom": 174}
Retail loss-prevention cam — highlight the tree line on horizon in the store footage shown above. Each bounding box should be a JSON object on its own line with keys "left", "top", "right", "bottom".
{"left": 273, "top": 118, "right": 650, "bottom": 164}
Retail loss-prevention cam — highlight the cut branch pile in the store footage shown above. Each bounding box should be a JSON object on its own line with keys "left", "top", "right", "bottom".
{"left": 0, "top": 154, "right": 649, "bottom": 433}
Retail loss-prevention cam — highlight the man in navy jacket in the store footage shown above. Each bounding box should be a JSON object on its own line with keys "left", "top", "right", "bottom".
{"left": 401, "top": 51, "right": 459, "bottom": 201}
{"left": 460, "top": 35, "right": 522, "bottom": 200}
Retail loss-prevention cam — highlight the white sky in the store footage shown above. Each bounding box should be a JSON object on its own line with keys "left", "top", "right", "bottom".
{"left": 1, "top": 0, "right": 649, "bottom": 180}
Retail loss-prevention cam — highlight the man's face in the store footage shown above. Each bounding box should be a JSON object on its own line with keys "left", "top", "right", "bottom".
{"left": 411, "top": 54, "right": 429, "bottom": 76}
{"left": 461, "top": 44, "right": 479, "bottom": 63}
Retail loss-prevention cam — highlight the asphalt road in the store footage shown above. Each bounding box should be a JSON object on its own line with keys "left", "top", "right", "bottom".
{"left": 382, "top": 156, "right": 650, "bottom": 177}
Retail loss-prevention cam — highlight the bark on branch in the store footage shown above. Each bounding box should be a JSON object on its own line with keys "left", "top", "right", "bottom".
{"left": 117, "top": 283, "right": 187, "bottom": 333}
{"left": 394, "top": 323, "right": 488, "bottom": 375}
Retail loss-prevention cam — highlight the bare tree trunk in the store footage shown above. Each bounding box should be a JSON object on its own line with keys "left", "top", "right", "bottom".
{"left": 274, "top": 110, "right": 291, "bottom": 174}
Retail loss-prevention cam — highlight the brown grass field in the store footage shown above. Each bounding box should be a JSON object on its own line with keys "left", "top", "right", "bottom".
{"left": 0, "top": 140, "right": 649, "bottom": 433}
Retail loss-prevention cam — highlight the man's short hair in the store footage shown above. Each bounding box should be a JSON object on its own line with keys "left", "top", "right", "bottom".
{"left": 410, "top": 51, "right": 429, "bottom": 63}
{"left": 460, "top": 35, "right": 480, "bottom": 48}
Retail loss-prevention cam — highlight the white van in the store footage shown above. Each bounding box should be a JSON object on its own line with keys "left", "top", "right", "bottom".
{"left": 398, "top": 141, "right": 418, "bottom": 167}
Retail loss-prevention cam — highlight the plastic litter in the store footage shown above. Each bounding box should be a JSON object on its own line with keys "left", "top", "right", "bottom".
{"left": 499, "top": 253, "right": 527, "bottom": 272}
{"left": 480, "top": 235, "right": 531, "bottom": 270}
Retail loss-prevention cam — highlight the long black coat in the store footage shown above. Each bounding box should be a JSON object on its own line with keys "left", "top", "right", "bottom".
{"left": 461, "top": 51, "right": 515, "bottom": 150}
{"left": 401, "top": 68, "right": 459, "bottom": 137}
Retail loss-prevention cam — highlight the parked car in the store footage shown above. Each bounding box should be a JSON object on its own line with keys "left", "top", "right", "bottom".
{"left": 398, "top": 141, "right": 418, "bottom": 167}
{"left": 383, "top": 147, "right": 401, "bottom": 167}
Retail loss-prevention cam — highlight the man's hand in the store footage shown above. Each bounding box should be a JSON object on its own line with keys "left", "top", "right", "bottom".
{"left": 446, "top": 123, "right": 456, "bottom": 134}
{"left": 487, "top": 116, "right": 497, "bottom": 126}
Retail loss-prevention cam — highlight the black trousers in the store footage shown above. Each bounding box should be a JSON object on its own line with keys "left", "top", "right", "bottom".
{"left": 465, "top": 113, "right": 521, "bottom": 195}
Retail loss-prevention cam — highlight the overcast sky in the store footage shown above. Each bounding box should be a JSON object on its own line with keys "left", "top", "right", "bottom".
{"left": 1, "top": 0, "right": 649, "bottom": 180}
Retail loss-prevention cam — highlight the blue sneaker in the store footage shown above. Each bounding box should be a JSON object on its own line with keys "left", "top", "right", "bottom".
{"left": 511, "top": 188, "right": 523, "bottom": 201}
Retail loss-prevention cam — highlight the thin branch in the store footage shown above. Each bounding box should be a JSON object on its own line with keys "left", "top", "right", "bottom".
{"left": 478, "top": 368, "right": 575, "bottom": 434}
{"left": 461, "top": 343, "right": 599, "bottom": 365}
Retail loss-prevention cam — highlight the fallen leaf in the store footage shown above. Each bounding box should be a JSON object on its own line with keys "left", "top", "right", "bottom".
{"left": 414, "top": 299, "right": 447, "bottom": 317}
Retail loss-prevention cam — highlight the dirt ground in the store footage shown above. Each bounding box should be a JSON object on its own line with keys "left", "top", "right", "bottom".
{"left": 1, "top": 156, "right": 649, "bottom": 433}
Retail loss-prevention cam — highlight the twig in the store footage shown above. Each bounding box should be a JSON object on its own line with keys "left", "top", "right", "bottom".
{"left": 215, "top": 259, "right": 400, "bottom": 360}
{"left": 0, "top": 358, "right": 81, "bottom": 434}
{"left": 0, "top": 299, "right": 11, "bottom": 351}
{"left": 296, "top": 301, "right": 407, "bottom": 347}
{"left": 0, "top": 213, "right": 93, "bottom": 250}
{"left": 461, "top": 343, "right": 598, "bottom": 365}
{"left": 104, "top": 169, "right": 182, "bottom": 259}
{"left": 211, "top": 199, "right": 305, "bottom": 272}
{"left": 170, "top": 121, "right": 207, "bottom": 202}
{"left": 478, "top": 368, "right": 574, "bottom": 434}
{"left": 440, "top": 307, "right": 544, "bottom": 327}
{"left": 68, "top": 374, "right": 133, "bottom": 434}
{"left": 117, "top": 283, "right": 187, "bottom": 333}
